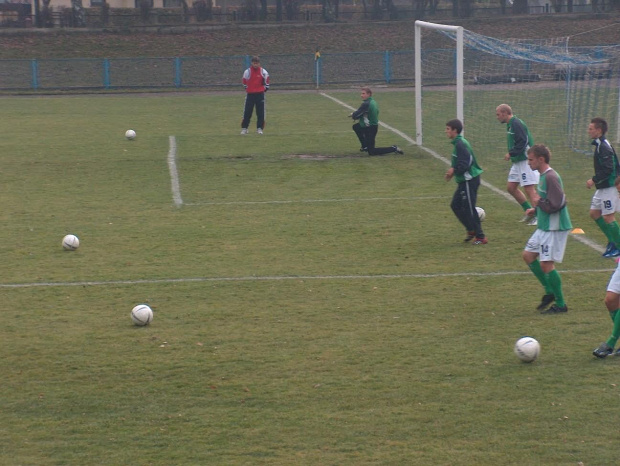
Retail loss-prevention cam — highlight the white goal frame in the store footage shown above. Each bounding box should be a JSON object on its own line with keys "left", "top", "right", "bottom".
{"left": 415, "top": 20, "right": 464, "bottom": 146}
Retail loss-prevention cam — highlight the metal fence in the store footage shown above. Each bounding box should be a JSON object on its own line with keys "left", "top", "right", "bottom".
{"left": 0, "top": 52, "right": 418, "bottom": 91}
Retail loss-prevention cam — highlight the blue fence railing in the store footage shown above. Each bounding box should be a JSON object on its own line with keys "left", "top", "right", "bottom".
{"left": 0, "top": 52, "right": 416, "bottom": 91}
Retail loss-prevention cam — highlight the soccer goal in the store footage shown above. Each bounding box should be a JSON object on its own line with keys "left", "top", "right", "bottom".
{"left": 414, "top": 20, "right": 620, "bottom": 163}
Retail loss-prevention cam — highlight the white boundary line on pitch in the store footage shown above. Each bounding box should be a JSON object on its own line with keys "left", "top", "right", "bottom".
{"left": 0, "top": 268, "right": 614, "bottom": 289}
{"left": 168, "top": 135, "right": 183, "bottom": 207}
{"left": 320, "top": 92, "right": 606, "bottom": 254}
{"left": 184, "top": 195, "right": 451, "bottom": 206}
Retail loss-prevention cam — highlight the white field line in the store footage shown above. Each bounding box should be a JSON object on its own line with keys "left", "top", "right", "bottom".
{"left": 184, "top": 195, "right": 450, "bottom": 206}
{"left": 168, "top": 135, "right": 183, "bottom": 207}
{"left": 320, "top": 92, "right": 606, "bottom": 254}
{"left": 0, "top": 268, "right": 614, "bottom": 289}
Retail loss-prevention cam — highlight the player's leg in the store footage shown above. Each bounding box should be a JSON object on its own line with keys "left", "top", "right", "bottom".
{"left": 593, "top": 267, "right": 620, "bottom": 357}
{"left": 255, "top": 92, "right": 266, "bottom": 132}
{"left": 539, "top": 230, "right": 569, "bottom": 314}
{"left": 450, "top": 183, "right": 472, "bottom": 237}
{"left": 241, "top": 94, "right": 254, "bottom": 132}
{"left": 523, "top": 231, "right": 553, "bottom": 308}
{"left": 465, "top": 177, "right": 486, "bottom": 244}
{"left": 352, "top": 123, "right": 367, "bottom": 151}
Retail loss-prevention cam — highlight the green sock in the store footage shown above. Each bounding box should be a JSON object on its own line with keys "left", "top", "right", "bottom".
{"left": 595, "top": 217, "right": 613, "bottom": 242}
{"left": 528, "top": 260, "right": 551, "bottom": 294}
{"left": 610, "top": 309, "right": 618, "bottom": 323}
{"left": 608, "top": 221, "right": 620, "bottom": 245}
{"left": 521, "top": 201, "right": 532, "bottom": 211}
{"left": 606, "top": 309, "right": 620, "bottom": 348}
{"left": 546, "top": 269, "right": 565, "bottom": 307}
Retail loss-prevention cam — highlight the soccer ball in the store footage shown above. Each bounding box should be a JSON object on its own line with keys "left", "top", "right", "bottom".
{"left": 62, "top": 234, "right": 80, "bottom": 251}
{"left": 514, "top": 336, "right": 540, "bottom": 363}
{"left": 125, "top": 129, "right": 136, "bottom": 140}
{"left": 476, "top": 206, "right": 486, "bottom": 221}
{"left": 131, "top": 304, "right": 153, "bottom": 326}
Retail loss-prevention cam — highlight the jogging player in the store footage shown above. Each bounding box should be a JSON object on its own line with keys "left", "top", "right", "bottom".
{"left": 522, "top": 144, "right": 572, "bottom": 314}
{"left": 496, "top": 104, "right": 539, "bottom": 225}
{"left": 444, "top": 119, "right": 486, "bottom": 245}
{"left": 586, "top": 117, "right": 620, "bottom": 258}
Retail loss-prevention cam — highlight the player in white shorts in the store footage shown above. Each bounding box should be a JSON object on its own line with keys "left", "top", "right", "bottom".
{"left": 524, "top": 229, "right": 569, "bottom": 264}
{"left": 592, "top": 264, "right": 620, "bottom": 358}
{"left": 496, "top": 104, "right": 539, "bottom": 226}
{"left": 521, "top": 144, "right": 572, "bottom": 314}
{"left": 587, "top": 117, "right": 620, "bottom": 258}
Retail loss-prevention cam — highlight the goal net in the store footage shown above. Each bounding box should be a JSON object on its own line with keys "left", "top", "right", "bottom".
{"left": 414, "top": 20, "right": 620, "bottom": 167}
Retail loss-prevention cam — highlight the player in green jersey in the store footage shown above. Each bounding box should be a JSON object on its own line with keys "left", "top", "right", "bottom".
{"left": 522, "top": 144, "right": 572, "bottom": 314}
{"left": 444, "top": 119, "right": 486, "bottom": 244}
{"left": 586, "top": 117, "right": 620, "bottom": 258}
{"left": 350, "top": 87, "right": 404, "bottom": 156}
{"left": 496, "top": 104, "right": 539, "bottom": 226}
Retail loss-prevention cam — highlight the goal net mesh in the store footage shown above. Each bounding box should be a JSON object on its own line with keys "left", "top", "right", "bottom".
{"left": 417, "top": 25, "right": 620, "bottom": 168}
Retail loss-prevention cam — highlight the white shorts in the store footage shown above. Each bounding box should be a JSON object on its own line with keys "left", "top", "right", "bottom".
{"left": 508, "top": 159, "right": 539, "bottom": 186}
{"left": 607, "top": 263, "right": 620, "bottom": 293}
{"left": 524, "top": 229, "right": 570, "bottom": 263}
{"left": 590, "top": 186, "right": 620, "bottom": 216}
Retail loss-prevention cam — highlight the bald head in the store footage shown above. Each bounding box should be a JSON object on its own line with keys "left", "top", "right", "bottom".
{"left": 496, "top": 104, "right": 513, "bottom": 123}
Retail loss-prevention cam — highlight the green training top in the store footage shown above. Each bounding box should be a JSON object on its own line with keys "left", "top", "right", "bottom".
{"left": 536, "top": 167, "right": 572, "bottom": 231}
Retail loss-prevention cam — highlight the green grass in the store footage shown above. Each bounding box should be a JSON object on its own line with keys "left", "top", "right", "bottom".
{"left": 1, "top": 90, "right": 620, "bottom": 465}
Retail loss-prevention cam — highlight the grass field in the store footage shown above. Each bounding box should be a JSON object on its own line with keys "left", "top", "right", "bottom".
{"left": 2, "top": 90, "right": 620, "bottom": 465}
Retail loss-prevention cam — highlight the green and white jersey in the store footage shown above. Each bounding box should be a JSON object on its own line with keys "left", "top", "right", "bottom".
{"left": 536, "top": 167, "right": 572, "bottom": 231}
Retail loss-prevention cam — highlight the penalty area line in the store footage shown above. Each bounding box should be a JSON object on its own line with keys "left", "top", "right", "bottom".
{"left": 0, "top": 268, "right": 614, "bottom": 289}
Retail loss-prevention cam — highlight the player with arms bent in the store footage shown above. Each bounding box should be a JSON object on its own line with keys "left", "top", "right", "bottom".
{"left": 444, "top": 119, "right": 486, "bottom": 245}
{"left": 522, "top": 144, "right": 572, "bottom": 314}
{"left": 586, "top": 117, "right": 620, "bottom": 258}
{"left": 350, "top": 87, "right": 403, "bottom": 156}
{"left": 241, "top": 56, "right": 269, "bottom": 135}
{"left": 496, "top": 104, "right": 539, "bottom": 225}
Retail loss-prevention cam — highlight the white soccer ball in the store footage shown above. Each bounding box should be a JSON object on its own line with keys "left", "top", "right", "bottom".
{"left": 131, "top": 304, "right": 153, "bottom": 326}
{"left": 514, "top": 336, "right": 540, "bottom": 363}
{"left": 476, "top": 206, "right": 486, "bottom": 222}
{"left": 62, "top": 234, "right": 80, "bottom": 251}
{"left": 125, "top": 129, "right": 136, "bottom": 140}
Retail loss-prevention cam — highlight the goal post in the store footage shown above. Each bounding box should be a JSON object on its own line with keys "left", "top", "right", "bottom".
{"left": 414, "top": 22, "right": 620, "bottom": 165}
{"left": 415, "top": 20, "right": 464, "bottom": 146}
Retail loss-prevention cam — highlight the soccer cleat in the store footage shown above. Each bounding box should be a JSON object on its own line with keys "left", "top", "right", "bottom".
{"left": 527, "top": 217, "right": 538, "bottom": 226}
{"left": 360, "top": 147, "right": 368, "bottom": 152}
{"left": 392, "top": 145, "right": 404, "bottom": 155}
{"left": 593, "top": 342, "right": 614, "bottom": 358}
{"left": 257, "top": 128, "right": 263, "bottom": 135}
{"left": 540, "top": 304, "right": 568, "bottom": 314}
{"left": 240, "top": 128, "right": 248, "bottom": 135}
{"left": 602, "top": 242, "right": 616, "bottom": 257}
{"left": 536, "top": 293, "right": 555, "bottom": 311}
{"left": 603, "top": 245, "right": 620, "bottom": 258}
{"left": 464, "top": 231, "right": 476, "bottom": 242}
{"left": 472, "top": 237, "right": 488, "bottom": 245}
{"left": 520, "top": 213, "right": 534, "bottom": 223}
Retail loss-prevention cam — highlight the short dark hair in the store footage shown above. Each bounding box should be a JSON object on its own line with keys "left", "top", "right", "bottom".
{"left": 527, "top": 144, "right": 551, "bottom": 163}
{"left": 591, "top": 117, "right": 608, "bottom": 135}
{"left": 251, "top": 56, "right": 260, "bottom": 63}
{"left": 446, "top": 119, "right": 463, "bottom": 134}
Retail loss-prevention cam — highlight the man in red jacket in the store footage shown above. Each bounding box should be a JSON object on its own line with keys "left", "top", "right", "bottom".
{"left": 241, "top": 56, "right": 270, "bottom": 135}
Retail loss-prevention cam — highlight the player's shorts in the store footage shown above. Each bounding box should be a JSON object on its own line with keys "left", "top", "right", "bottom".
{"left": 524, "top": 229, "right": 570, "bottom": 263}
{"left": 607, "top": 263, "right": 620, "bottom": 293}
{"left": 590, "top": 186, "right": 620, "bottom": 216}
{"left": 508, "top": 159, "right": 539, "bottom": 186}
